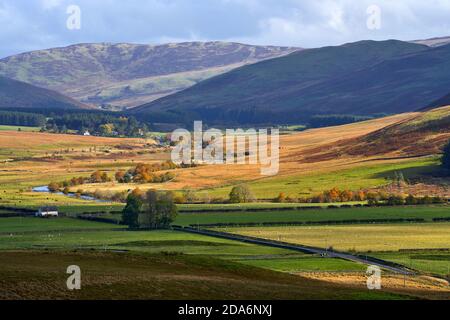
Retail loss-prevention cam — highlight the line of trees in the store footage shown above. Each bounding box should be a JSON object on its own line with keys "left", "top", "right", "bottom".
{"left": 48, "top": 171, "right": 111, "bottom": 192}
{"left": 0, "top": 109, "right": 150, "bottom": 137}
{"left": 0, "top": 111, "right": 46, "bottom": 127}
{"left": 47, "top": 113, "right": 148, "bottom": 137}
{"left": 272, "top": 188, "right": 446, "bottom": 206}
{"left": 115, "top": 161, "right": 179, "bottom": 184}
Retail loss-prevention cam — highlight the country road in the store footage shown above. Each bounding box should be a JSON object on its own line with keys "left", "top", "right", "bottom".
{"left": 173, "top": 226, "right": 415, "bottom": 275}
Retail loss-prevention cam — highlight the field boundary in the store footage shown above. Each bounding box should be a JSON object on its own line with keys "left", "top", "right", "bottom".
{"left": 188, "top": 218, "right": 428, "bottom": 228}
{"left": 0, "top": 206, "right": 36, "bottom": 218}
{"left": 0, "top": 226, "right": 125, "bottom": 236}
{"left": 77, "top": 215, "right": 123, "bottom": 225}
{"left": 179, "top": 203, "right": 449, "bottom": 214}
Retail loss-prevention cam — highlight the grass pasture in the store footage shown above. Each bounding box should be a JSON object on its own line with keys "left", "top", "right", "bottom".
{"left": 0, "top": 217, "right": 445, "bottom": 300}
{"left": 0, "top": 125, "right": 40, "bottom": 132}
{"left": 174, "top": 205, "right": 450, "bottom": 227}
{"left": 0, "top": 217, "right": 293, "bottom": 258}
{"left": 207, "top": 157, "right": 441, "bottom": 199}
{"left": 0, "top": 217, "right": 123, "bottom": 234}
{"left": 177, "top": 202, "right": 348, "bottom": 211}
{"left": 0, "top": 251, "right": 405, "bottom": 300}
{"left": 0, "top": 217, "right": 371, "bottom": 276}
{"left": 225, "top": 223, "right": 450, "bottom": 253}
{"left": 372, "top": 250, "right": 450, "bottom": 277}
{"left": 237, "top": 256, "right": 366, "bottom": 273}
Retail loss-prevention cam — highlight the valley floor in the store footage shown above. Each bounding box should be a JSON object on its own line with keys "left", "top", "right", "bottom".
{"left": 0, "top": 109, "right": 449, "bottom": 300}
{"left": 0, "top": 215, "right": 448, "bottom": 300}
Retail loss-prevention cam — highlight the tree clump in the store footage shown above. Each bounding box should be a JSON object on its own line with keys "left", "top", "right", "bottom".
{"left": 122, "top": 188, "right": 178, "bottom": 229}
{"left": 229, "top": 185, "right": 255, "bottom": 203}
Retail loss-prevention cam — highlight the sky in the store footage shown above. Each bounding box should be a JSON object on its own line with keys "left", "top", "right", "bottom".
{"left": 1, "top": 0, "right": 450, "bottom": 58}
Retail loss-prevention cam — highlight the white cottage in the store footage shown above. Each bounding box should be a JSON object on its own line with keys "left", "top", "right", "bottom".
{"left": 36, "top": 206, "right": 59, "bottom": 217}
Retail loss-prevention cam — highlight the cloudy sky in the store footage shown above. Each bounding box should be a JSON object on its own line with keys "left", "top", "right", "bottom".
{"left": 1, "top": 0, "right": 450, "bottom": 58}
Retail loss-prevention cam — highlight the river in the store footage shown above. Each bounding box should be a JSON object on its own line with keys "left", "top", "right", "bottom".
{"left": 32, "top": 186, "right": 110, "bottom": 203}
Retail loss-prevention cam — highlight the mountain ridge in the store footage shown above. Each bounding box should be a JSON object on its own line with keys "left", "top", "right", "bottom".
{"left": 0, "top": 42, "right": 299, "bottom": 108}
{"left": 131, "top": 40, "right": 434, "bottom": 125}
{"left": 412, "top": 36, "right": 450, "bottom": 47}
{"left": 0, "top": 75, "right": 88, "bottom": 110}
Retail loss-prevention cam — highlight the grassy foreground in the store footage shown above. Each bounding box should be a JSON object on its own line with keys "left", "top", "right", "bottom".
{"left": 0, "top": 218, "right": 405, "bottom": 300}
{"left": 0, "top": 251, "right": 406, "bottom": 300}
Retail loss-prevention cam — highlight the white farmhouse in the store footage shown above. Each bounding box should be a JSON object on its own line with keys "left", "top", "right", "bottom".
{"left": 36, "top": 206, "right": 59, "bottom": 217}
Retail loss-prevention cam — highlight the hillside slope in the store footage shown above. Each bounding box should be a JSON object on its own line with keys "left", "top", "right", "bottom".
{"left": 0, "top": 76, "right": 87, "bottom": 110}
{"left": 351, "top": 105, "right": 450, "bottom": 157}
{"left": 426, "top": 92, "right": 450, "bottom": 110}
{"left": 303, "top": 106, "right": 450, "bottom": 162}
{"left": 412, "top": 36, "right": 450, "bottom": 47}
{"left": 0, "top": 42, "right": 297, "bottom": 108}
{"left": 132, "top": 40, "right": 450, "bottom": 125}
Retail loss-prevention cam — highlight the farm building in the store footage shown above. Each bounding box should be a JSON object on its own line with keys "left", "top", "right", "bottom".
{"left": 36, "top": 206, "right": 59, "bottom": 217}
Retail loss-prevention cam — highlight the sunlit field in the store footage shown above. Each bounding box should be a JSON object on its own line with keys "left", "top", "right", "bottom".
{"left": 224, "top": 223, "right": 450, "bottom": 252}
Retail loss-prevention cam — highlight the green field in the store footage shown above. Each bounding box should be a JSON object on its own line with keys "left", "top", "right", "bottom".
{"left": 0, "top": 217, "right": 370, "bottom": 273}
{"left": 0, "top": 217, "right": 294, "bottom": 257}
{"left": 178, "top": 202, "right": 364, "bottom": 211}
{"left": 208, "top": 157, "right": 441, "bottom": 198}
{"left": 0, "top": 217, "right": 123, "bottom": 233}
{"left": 0, "top": 214, "right": 447, "bottom": 299}
{"left": 225, "top": 223, "right": 450, "bottom": 253}
{"left": 372, "top": 251, "right": 450, "bottom": 277}
{"left": 237, "top": 256, "right": 366, "bottom": 273}
{"left": 174, "top": 205, "right": 450, "bottom": 226}
{"left": 0, "top": 125, "right": 40, "bottom": 132}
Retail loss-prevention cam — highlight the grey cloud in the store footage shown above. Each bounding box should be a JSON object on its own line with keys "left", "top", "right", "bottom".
{"left": 1, "top": 0, "right": 450, "bottom": 58}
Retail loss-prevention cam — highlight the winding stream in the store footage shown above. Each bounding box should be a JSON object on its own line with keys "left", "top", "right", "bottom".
{"left": 32, "top": 186, "right": 110, "bottom": 203}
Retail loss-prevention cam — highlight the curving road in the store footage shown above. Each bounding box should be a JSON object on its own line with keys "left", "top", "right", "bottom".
{"left": 173, "top": 226, "right": 415, "bottom": 275}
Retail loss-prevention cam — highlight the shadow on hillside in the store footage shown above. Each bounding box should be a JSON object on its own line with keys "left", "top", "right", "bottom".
{"left": 373, "top": 164, "right": 449, "bottom": 182}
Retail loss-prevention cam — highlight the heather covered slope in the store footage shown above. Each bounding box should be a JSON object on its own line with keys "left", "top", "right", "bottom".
{"left": 0, "top": 42, "right": 297, "bottom": 108}
{"left": 0, "top": 76, "right": 88, "bottom": 110}
{"left": 132, "top": 40, "right": 450, "bottom": 125}
{"left": 352, "top": 106, "right": 450, "bottom": 157}
{"left": 308, "top": 106, "right": 450, "bottom": 161}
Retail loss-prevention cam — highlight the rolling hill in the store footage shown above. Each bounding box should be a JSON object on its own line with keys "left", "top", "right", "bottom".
{"left": 303, "top": 106, "right": 450, "bottom": 162}
{"left": 0, "top": 76, "right": 87, "bottom": 110}
{"left": 132, "top": 40, "right": 450, "bottom": 126}
{"left": 351, "top": 105, "right": 450, "bottom": 157}
{"left": 412, "top": 36, "right": 450, "bottom": 47}
{"left": 0, "top": 42, "right": 297, "bottom": 108}
{"left": 427, "top": 92, "right": 450, "bottom": 110}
